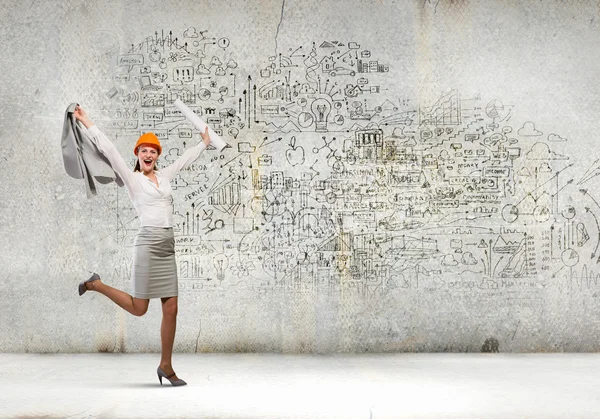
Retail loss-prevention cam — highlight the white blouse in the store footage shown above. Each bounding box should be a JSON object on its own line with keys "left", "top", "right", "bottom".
{"left": 86, "top": 125, "right": 207, "bottom": 228}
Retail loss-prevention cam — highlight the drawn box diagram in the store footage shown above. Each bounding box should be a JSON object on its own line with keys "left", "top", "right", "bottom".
{"left": 143, "top": 112, "right": 163, "bottom": 122}
{"left": 388, "top": 169, "right": 423, "bottom": 187}
{"left": 141, "top": 92, "right": 165, "bottom": 107}
{"left": 113, "top": 74, "right": 130, "bottom": 83}
{"left": 179, "top": 128, "right": 193, "bottom": 138}
{"left": 109, "top": 120, "right": 138, "bottom": 129}
{"left": 491, "top": 151, "right": 509, "bottom": 161}
{"left": 206, "top": 117, "right": 222, "bottom": 126}
{"left": 484, "top": 167, "right": 511, "bottom": 178}
{"left": 448, "top": 176, "right": 482, "bottom": 187}
{"left": 432, "top": 200, "right": 460, "bottom": 209}
{"left": 141, "top": 129, "right": 168, "bottom": 140}
{"left": 353, "top": 211, "right": 377, "bottom": 229}
{"left": 261, "top": 105, "right": 281, "bottom": 115}
{"left": 175, "top": 236, "right": 201, "bottom": 245}
{"left": 506, "top": 148, "right": 521, "bottom": 159}
{"left": 117, "top": 54, "right": 144, "bottom": 72}
{"left": 165, "top": 105, "right": 203, "bottom": 118}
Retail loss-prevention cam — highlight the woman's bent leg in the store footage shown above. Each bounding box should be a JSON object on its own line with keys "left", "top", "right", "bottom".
{"left": 87, "top": 279, "right": 149, "bottom": 316}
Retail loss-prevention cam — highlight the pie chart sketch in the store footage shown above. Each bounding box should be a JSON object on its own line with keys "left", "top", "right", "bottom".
{"left": 561, "top": 249, "right": 579, "bottom": 267}
{"left": 533, "top": 205, "right": 551, "bottom": 223}
{"left": 502, "top": 204, "right": 519, "bottom": 223}
{"left": 333, "top": 114, "right": 345, "bottom": 125}
{"left": 561, "top": 205, "right": 576, "bottom": 220}
{"left": 298, "top": 112, "right": 314, "bottom": 128}
{"left": 198, "top": 88, "right": 211, "bottom": 101}
{"left": 486, "top": 99, "right": 504, "bottom": 120}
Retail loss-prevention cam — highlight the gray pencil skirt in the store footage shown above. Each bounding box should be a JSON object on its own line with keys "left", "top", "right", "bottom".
{"left": 132, "top": 226, "right": 178, "bottom": 299}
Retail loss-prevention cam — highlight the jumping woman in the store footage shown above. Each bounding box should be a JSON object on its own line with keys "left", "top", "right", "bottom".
{"left": 74, "top": 105, "right": 210, "bottom": 386}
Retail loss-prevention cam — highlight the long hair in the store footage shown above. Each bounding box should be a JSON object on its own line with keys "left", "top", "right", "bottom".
{"left": 134, "top": 160, "right": 159, "bottom": 172}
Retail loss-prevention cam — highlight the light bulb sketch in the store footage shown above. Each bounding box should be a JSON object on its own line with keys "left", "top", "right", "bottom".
{"left": 213, "top": 253, "right": 229, "bottom": 282}
{"left": 310, "top": 98, "right": 332, "bottom": 132}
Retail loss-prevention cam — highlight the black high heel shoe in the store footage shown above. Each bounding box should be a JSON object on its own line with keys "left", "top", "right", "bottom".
{"left": 78, "top": 272, "right": 100, "bottom": 296}
{"left": 157, "top": 367, "right": 187, "bottom": 386}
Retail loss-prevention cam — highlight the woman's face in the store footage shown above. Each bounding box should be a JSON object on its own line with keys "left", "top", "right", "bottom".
{"left": 137, "top": 145, "right": 159, "bottom": 173}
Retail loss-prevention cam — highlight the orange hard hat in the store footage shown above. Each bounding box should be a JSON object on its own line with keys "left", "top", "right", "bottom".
{"left": 134, "top": 132, "right": 162, "bottom": 156}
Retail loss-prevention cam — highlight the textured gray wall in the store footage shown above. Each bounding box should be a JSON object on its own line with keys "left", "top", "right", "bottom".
{"left": 1, "top": 0, "right": 600, "bottom": 353}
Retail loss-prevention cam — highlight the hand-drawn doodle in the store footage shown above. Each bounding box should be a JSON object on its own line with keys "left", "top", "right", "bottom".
{"left": 526, "top": 143, "right": 568, "bottom": 160}
{"left": 286, "top": 136, "right": 305, "bottom": 166}
{"left": 518, "top": 121, "right": 543, "bottom": 136}
{"left": 548, "top": 133, "right": 567, "bottom": 142}
{"left": 96, "top": 27, "right": 596, "bottom": 299}
{"left": 577, "top": 160, "right": 600, "bottom": 186}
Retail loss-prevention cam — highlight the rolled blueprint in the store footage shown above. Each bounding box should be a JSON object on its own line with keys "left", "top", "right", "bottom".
{"left": 173, "top": 99, "right": 228, "bottom": 151}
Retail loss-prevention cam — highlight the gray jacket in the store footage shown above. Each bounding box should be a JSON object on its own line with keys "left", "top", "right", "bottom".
{"left": 62, "top": 103, "right": 124, "bottom": 197}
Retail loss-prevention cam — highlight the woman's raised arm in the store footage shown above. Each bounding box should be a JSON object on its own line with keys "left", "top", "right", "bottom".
{"left": 161, "top": 127, "right": 211, "bottom": 181}
{"left": 74, "top": 105, "right": 136, "bottom": 187}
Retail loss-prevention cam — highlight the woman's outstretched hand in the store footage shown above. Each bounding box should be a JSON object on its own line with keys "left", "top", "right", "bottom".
{"left": 200, "top": 127, "right": 211, "bottom": 146}
{"left": 73, "top": 105, "right": 93, "bottom": 128}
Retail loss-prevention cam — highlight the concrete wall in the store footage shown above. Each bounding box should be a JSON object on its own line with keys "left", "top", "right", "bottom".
{"left": 2, "top": 0, "right": 600, "bottom": 353}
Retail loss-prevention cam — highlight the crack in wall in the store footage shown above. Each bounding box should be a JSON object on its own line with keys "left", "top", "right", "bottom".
{"left": 274, "top": 0, "right": 286, "bottom": 54}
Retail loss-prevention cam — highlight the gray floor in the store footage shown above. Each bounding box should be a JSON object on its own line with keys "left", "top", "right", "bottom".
{"left": 2, "top": 353, "right": 600, "bottom": 418}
